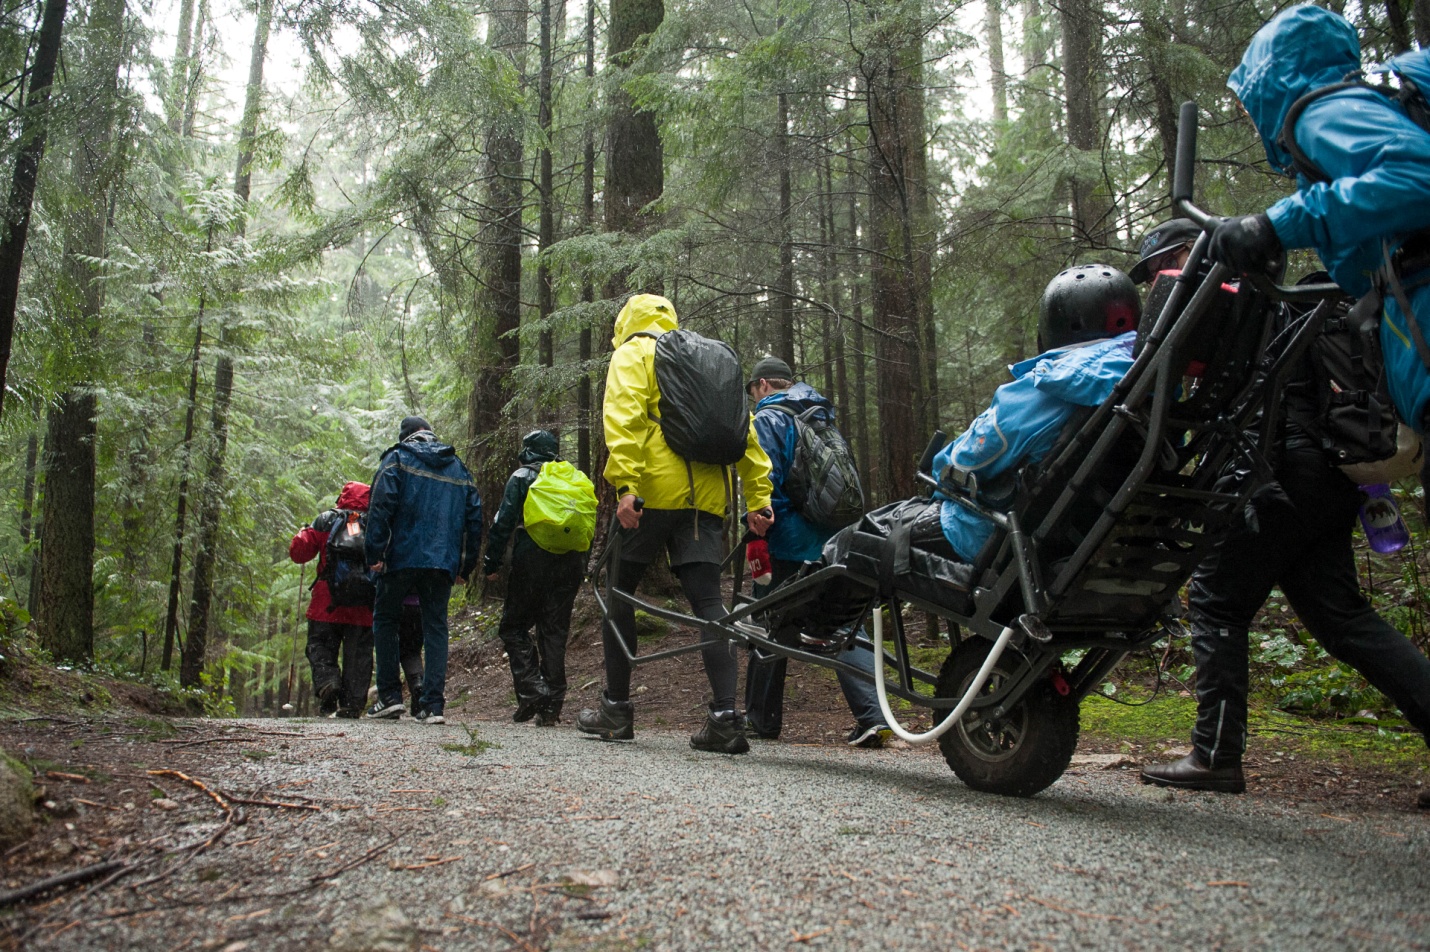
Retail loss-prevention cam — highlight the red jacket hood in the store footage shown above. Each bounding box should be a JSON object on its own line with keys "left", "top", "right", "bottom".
{"left": 336, "top": 481, "right": 371, "bottom": 511}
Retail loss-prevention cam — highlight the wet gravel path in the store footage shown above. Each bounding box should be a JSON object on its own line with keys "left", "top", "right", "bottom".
{"left": 21, "top": 716, "right": 1430, "bottom": 950}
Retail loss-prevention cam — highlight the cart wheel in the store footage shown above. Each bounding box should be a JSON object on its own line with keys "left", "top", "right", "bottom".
{"left": 935, "top": 637, "right": 1079, "bottom": 797}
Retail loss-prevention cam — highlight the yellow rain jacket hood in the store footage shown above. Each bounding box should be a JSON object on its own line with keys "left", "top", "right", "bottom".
{"left": 603, "top": 294, "right": 773, "bottom": 517}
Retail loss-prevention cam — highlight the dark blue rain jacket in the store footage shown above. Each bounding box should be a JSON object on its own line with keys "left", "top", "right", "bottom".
{"left": 366, "top": 432, "right": 484, "bottom": 581}
{"left": 1230, "top": 4, "right": 1430, "bottom": 430}
{"left": 752, "top": 382, "right": 840, "bottom": 562}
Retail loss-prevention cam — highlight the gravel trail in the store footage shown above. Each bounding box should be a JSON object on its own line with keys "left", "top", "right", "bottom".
{"left": 24, "top": 716, "right": 1429, "bottom": 951}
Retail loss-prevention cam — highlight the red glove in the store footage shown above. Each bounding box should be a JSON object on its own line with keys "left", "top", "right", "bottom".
{"left": 746, "top": 538, "right": 772, "bottom": 587}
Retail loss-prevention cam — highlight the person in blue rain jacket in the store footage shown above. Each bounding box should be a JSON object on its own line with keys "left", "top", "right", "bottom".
{"left": 1208, "top": 3, "right": 1430, "bottom": 434}
{"left": 744, "top": 358, "right": 889, "bottom": 747}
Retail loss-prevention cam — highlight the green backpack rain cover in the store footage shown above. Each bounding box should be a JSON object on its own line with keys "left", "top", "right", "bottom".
{"left": 522, "top": 461, "right": 598, "bottom": 554}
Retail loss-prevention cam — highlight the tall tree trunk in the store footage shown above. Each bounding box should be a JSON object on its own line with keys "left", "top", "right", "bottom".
{"left": 578, "top": 0, "right": 596, "bottom": 475}
{"left": 986, "top": 0, "right": 1007, "bottom": 125}
{"left": 182, "top": 0, "right": 272, "bottom": 687}
{"left": 845, "top": 148, "right": 872, "bottom": 496}
{"left": 37, "top": 0, "right": 128, "bottom": 664}
{"left": 604, "top": 0, "right": 665, "bottom": 284}
{"left": 862, "top": 4, "right": 935, "bottom": 497}
{"left": 537, "top": 0, "right": 556, "bottom": 425}
{"left": 1416, "top": 0, "right": 1430, "bottom": 47}
{"left": 775, "top": 88, "right": 795, "bottom": 367}
{"left": 469, "top": 0, "right": 527, "bottom": 498}
{"left": 0, "top": 0, "right": 69, "bottom": 421}
{"left": 1061, "top": 0, "right": 1113, "bottom": 245}
{"left": 180, "top": 0, "right": 208, "bottom": 138}
{"left": 19, "top": 432, "right": 37, "bottom": 548}
{"left": 167, "top": 0, "right": 196, "bottom": 133}
{"left": 38, "top": 395, "right": 95, "bottom": 662}
{"left": 163, "top": 296, "right": 206, "bottom": 672}
{"left": 819, "top": 156, "right": 849, "bottom": 415}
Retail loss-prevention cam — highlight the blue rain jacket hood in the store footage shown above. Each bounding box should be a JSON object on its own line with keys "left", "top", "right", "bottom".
{"left": 933, "top": 334, "right": 1137, "bottom": 560}
{"left": 1228, "top": 4, "right": 1360, "bottom": 177}
{"left": 366, "top": 431, "right": 484, "bottom": 580}
{"left": 1230, "top": 4, "right": 1430, "bottom": 431}
{"left": 752, "top": 382, "right": 839, "bottom": 562}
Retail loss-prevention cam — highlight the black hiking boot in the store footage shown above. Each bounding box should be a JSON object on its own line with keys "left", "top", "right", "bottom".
{"left": 577, "top": 692, "right": 634, "bottom": 741}
{"left": 690, "top": 708, "right": 750, "bottom": 755}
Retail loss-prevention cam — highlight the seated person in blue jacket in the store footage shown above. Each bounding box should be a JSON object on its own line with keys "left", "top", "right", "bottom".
{"left": 931, "top": 264, "right": 1141, "bottom": 562}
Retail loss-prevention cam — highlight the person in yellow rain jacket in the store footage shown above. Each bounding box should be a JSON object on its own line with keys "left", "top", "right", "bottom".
{"left": 577, "top": 293, "right": 775, "bottom": 754}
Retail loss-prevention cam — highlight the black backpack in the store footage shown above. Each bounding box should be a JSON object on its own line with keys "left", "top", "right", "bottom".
{"left": 1285, "top": 294, "right": 1400, "bottom": 469}
{"left": 636, "top": 328, "right": 748, "bottom": 465}
{"left": 320, "top": 509, "right": 377, "bottom": 608}
{"left": 772, "top": 403, "right": 866, "bottom": 531}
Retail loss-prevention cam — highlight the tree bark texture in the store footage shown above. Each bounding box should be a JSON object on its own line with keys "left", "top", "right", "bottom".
{"left": 36, "top": 0, "right": 128, "bottom": 663}
{"left": 1061, "top": 0, "right": 1114, "bottom": 245}
{"left": 862, "top": 5, "right": 937, "bottom": 497}
{"left": 1386, "top": 0, "right": 1412, "bottom": 53}
{"left": 468, "top": 0, "right": 527, "bottom": 504}
{"left": 845, "top": 149, "right": 873, "bottom": 495}
{"left": 167, "top": 0, "right": 196, "bottom": 133}
{"left": 1416, "top": 0, "right": 1430, "bottom": 47}
{"left": 605, "top": 0, "right": 665, "bottom": 249}
{"left": 0, "top": 0, "right": 69, "bottom": 422}
{"left": 986, "top": 0, "right": 1008, "bottom": 125}
{"left": 578, "top": 0, "right": 596, "bottom": 475}
{"left": 537, "top": 0, "right": 556, "bottom": 415}
{"left": 163, "top": 307, "right": 205, "bottom": 672}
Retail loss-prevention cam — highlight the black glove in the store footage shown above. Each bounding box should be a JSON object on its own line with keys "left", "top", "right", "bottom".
{"left": 1209, "top": 213, "right": 1282, "bottom": 274}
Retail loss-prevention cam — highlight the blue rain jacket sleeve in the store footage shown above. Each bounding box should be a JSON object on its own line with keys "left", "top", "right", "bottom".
{"left": 752, "top": 383, "right": 836, "bottom": 562}
{"left": 1229, "top": 4, "right": 1430, "bottom": 430}
{"left": 933, "top": 334, "right": 1137, "bottom": 560}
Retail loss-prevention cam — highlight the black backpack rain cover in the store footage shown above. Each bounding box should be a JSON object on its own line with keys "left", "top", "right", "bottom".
{"left": 650, "top": 329, "right": 749, "bottom": 465}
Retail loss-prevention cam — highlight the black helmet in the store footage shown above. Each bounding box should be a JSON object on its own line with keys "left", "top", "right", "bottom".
{"left": 519, "top": 429, "right": 559, "bottom": 464}
{"left": 1038, "top": 264, "right": 1141, "bottom": 350}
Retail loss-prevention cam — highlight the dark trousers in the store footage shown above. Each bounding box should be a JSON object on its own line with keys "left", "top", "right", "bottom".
{"left": 745, "top": 558, "right": 885, "bottom": 737}
{"left": 604, "top": 558, "right": 735, "bottom": 709}
{"left": 1188, "top": 446, "right": 1430, "bottom": 767}
{"left": 496, "top": 540, "right": 584, "bottom": 715}
{"left": 398, "top": 604, "right": 425, "bottom": 702}
{"left": 305, "top": 621, "right": 373, "bottom": 715}
{"left": 374, "top": 568, "right": 453, "bottom": 714}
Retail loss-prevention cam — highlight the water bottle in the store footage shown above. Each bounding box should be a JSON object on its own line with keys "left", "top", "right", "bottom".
{"left": 1358, "top": 483, "right": 1410, "bottom": 554}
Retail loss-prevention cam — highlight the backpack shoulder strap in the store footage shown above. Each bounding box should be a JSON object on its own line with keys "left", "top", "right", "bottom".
{"left": 1278, "top": 77, "right": 1375, "bottom": 184}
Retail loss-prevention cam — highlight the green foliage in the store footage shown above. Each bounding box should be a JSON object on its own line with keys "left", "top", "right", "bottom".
{"left": 442, "top": 724, "right": 498, "bottom": 756}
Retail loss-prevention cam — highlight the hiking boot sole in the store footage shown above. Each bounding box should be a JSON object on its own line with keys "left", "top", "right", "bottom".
{"left": 578, "top": 723, "right": 634, "bottom": 741}
{"left": 1139, "top": 772, "right": 1246, "bottom": 794}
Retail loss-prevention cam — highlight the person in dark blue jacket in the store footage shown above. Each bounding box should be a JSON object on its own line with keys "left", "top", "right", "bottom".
{"left": 1207, "top": 4, "right": 1430, "bottom": 437}
{"left": 483, "top": 430, "right": 585, "bottom": 727}
{"left": 744, "top": 356, "right": 889, "bottom": 747}
{"left": 365, "top": 416, "right": 483, "bottom": 723}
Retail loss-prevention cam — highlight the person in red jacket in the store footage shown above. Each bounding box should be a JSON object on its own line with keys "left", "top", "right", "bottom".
{"left": 290, "top": 482, "right": 375, "bottom": 718}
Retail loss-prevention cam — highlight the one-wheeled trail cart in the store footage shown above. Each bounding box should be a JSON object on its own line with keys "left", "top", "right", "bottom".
{"left": 591, "top": 104, "right": 1347, "bottom": 797}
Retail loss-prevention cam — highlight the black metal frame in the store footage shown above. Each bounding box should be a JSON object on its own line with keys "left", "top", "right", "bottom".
{"left": 585, "top": 100, "right": 1347, "bottom": 730}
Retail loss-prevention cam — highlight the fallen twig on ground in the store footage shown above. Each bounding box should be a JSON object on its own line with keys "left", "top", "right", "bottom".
{"left": 0, "top": 861, "right": 129, "bottom": 908}
{"left": 222, "top": 794, "right": 320, "bottom": 812}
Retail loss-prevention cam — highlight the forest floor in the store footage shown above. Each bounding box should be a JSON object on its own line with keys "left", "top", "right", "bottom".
{"left": 0, "top": 587, "right": 1426, "bottom": 948}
